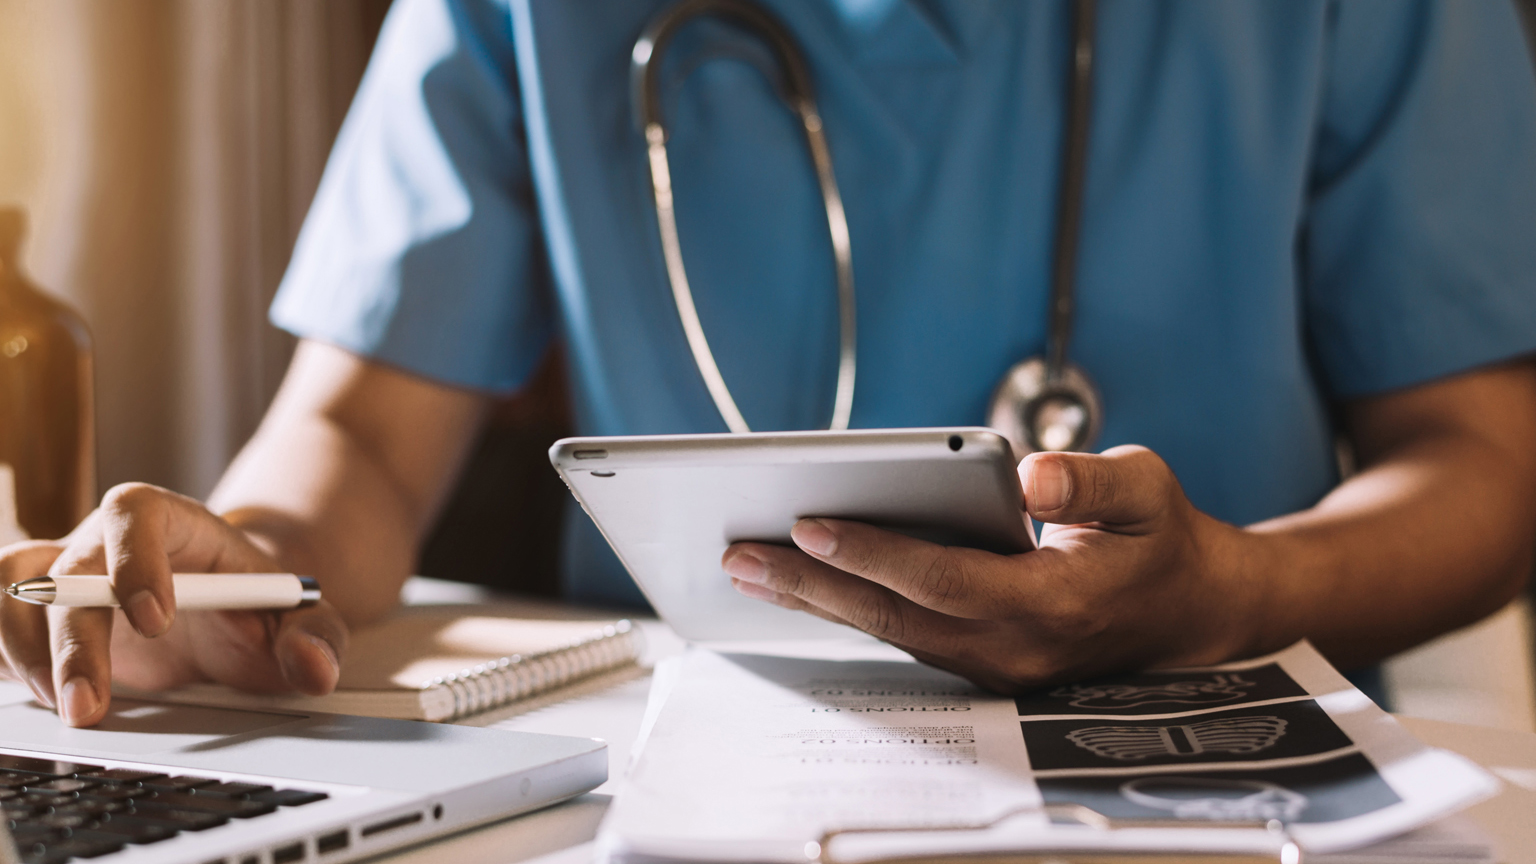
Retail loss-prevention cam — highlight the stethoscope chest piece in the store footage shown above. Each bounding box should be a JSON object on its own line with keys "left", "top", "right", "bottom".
{"left": 988, "top": 357, "right": 1102, "bottom": 459}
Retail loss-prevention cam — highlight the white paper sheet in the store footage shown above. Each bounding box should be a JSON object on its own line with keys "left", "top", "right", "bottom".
{"left": 600, "top": 642, "right": 1497, "bottom": 863}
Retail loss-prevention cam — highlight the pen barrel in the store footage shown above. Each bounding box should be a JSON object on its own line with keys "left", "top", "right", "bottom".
{"left": 50, "top": 574, "right": 310, "bottom": 609}
{"left": 169, "top": 574, "right": 308, "bottom": 610}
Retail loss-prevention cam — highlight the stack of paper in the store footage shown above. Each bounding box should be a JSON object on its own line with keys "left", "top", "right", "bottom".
{"left": 601, "top": 642, "right": 1498, "bottom": 863}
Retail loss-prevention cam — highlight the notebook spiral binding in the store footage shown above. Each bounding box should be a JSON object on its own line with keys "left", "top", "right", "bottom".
{"left": 431, "top": 620, "right": 639, "bottom": 721}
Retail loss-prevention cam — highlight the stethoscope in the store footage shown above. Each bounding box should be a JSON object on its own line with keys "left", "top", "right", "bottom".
{"left": 632, "top": 0, "right": 1102, "bottom": 456}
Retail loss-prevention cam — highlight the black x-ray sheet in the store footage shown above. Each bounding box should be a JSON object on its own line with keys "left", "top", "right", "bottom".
{"left": 1008, "top": 642, "right": 1498, "bottom": 854}
{"left": 1014, "top": 662, "right": 1308, "bottom": 717}
{"left": 1036, "top": 753, "right": 1401, "bottom": 824}
{"left": 1020, "top": 700, "right": 1354, "bottom": 771}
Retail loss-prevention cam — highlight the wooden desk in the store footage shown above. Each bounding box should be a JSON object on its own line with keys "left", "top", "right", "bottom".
{"left": 378, "top": 645, "right": 1536, "bottom": 864}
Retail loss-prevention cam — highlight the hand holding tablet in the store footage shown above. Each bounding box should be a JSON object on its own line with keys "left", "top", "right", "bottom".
{"left": 551, "top": 428, "right": 1033, "bottom": 642}
{"left": 553, "top": 428, "right": 1256, "bottom": 694}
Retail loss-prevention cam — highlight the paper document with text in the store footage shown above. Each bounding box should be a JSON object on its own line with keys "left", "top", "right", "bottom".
{"left": 600, "top": 642, "right": 1496, "bottom": 862}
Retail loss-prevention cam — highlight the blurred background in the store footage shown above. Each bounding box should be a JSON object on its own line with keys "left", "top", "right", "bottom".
{"left": 0, "top": 0, "right": 390, "bottom": 500}
{"left": 0, "top": 0, "right": 1532, "bottom": 731}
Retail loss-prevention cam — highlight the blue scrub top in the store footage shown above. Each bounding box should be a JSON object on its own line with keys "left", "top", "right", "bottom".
{"left": 272, "top": 0, "right": 1536, "bottom": 610}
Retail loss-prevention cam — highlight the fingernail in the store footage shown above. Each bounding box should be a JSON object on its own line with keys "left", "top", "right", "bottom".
{"left": 722, "top": 552, "right": 768, "bottom": 584}
{"left": 791, "top": 519, "right": 837, "bottom": 556}
{"left": 61, "top": 677, "right": 98, "bottom": 725}
{"left": 124, "top": 590, "right": 169, "bottom": 637}
{"left": 305, "top": 634, "right": 340, "bottom": 673}
{"left": 1032, "top": 460, "right": 1069, "bottom": 512}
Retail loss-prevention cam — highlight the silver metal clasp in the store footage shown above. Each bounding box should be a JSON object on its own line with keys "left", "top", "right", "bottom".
{"left": 809, "top": 804, "right": 1300, "bottom": 864}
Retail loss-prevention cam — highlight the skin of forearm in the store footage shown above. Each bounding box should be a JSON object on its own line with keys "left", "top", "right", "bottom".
{"left": 208, "top": 413, "right": 425, "bottom": 626}
{"left": 205, "top": 341, "right": 488, "bottom": 628}
{"left": 1235, "top": 363, "right": 1536, "bottom": 669}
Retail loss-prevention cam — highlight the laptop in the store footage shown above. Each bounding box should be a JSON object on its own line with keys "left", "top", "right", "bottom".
{"left": 0, "top": 681, "right": 606, "bottom": 864}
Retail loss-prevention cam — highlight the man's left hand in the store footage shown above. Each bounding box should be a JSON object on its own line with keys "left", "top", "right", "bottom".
{"left": 722, "top": 445, "right": 1260, "bottom": 693}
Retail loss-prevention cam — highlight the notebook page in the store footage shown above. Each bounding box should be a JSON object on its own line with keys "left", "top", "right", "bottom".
{"left": 340, "top": 613, "right": 628, "bottom": 690}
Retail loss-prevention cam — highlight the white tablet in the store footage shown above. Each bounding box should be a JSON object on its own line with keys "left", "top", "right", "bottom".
{"left": 549, "top": 427, "right": 1034, "bottom": 641}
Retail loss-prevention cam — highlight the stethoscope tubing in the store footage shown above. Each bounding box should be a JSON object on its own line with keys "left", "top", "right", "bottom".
{"left": 633, "top": 0, "right": 855, "bottom": 432}
{"left": 1048, "top": 0, "right": 1096, "bottom": 382}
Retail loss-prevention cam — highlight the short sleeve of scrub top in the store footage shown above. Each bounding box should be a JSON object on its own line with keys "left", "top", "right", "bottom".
{"left": 271, "top": 0, "right": 554, "bottom": 391}
{"left": 272, "top": 0, "right": 1536, "bottom": 614}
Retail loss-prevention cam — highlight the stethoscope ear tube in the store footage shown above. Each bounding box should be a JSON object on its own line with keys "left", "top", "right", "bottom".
{"left": 632, "top": 0, "right": 856, "bottom": 432}
{"left": 632, "top": 0, "right": 815, "bottom": 137}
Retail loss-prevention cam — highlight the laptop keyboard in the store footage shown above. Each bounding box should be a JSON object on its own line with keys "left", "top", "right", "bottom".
{"left": 0, "top": 754, "right": 328, "bottom": 864}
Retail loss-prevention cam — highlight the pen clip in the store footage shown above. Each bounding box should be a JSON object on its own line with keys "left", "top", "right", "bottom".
{"left": 809, "top": 804, "right": 1300, "bottom": 864}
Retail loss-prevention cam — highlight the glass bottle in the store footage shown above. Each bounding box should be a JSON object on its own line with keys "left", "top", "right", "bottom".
{"left": 0, "top": 207, "right": 96, "bottom": 540}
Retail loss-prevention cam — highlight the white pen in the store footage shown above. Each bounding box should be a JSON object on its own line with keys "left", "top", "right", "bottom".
{"left": 2, "top": 574, "right": 321, "bottom": 610}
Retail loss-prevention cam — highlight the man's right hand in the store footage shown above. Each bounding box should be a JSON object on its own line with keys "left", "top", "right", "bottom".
{"left": 0, "top": 483, "right": 347, "bottom": 727}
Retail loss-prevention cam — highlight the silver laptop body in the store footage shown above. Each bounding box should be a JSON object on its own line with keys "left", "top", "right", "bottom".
{"left": 0, "top": 682, "right": 605, "bottom": 864}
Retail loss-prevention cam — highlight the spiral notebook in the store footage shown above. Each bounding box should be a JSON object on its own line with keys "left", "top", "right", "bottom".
{"left": 123, "top": 603, "right": 641, "bottom": 722}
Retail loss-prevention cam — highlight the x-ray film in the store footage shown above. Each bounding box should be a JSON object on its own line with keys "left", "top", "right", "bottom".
{"left": 1036, "top": 753, "right": 1401, "bottom": 824}
{"left": 1014, "top": 662, "right": 1308, "bottom": 717}
{"left": 1020, "top": 700, "right": 1354, "bottom": 772}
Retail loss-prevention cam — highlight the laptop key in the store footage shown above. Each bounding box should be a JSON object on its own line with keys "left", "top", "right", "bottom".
{"left": 18, "top": 842, "right": 120, "bottom": 860}
{"left": 251, "top": 789, "right": 329, "bottom": 807}
{"left": 0, "top": 773, "right": 41, "bottom": 789}
{"left": 0, "top": 756, "right": 100, "bottom": 778}
{"left": 23, "top": 778, "right": 100, "bottom": 796}
{"left": 135, "top": 792, "right": 276, "bottom": 818}
{"left": 191, "top": 781, "right": 274, "bottom": 799}
{"left": 3, "top": 801, "right": 42, "bottom": 819}
{"left": 142, "top": 775, "right": 218, "bottom": 792}
{"left": 78, "top": 786, "right": 145, "bottom": 802}
{"left": 78, "top": 769, "right": 166, "bottom": 785}
{"left": 22, "top": 834, "right": 127, "bottom": 862}
{"left": 54, "top": 799, "right": 128, "bottom": 817}
{"left": 32, "top": 811, "right": 98, "bottom": 830}
{"left": 6, "top": 793, "right": 62, "bottom": 814}
{"left": 8, "top": 827, "right": 63, "bottom": 853}
{"left": 85, "top": 813, "right": 187, "bottom": 842}
{"left": 115, "top": 807, "right": 227, "bottom": 832}
{"left": 19, "top": 844, "right": 116, "bottom": 864}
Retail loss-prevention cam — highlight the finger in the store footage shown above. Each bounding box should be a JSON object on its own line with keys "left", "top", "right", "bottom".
{"left": 724, "top": 542, "right": 967, "bottom": 650}
{"left": 180, "top": 600, "right": 346, "bottom": 697}
{"left": 730, "top": 578, "right": 858, "bottom": 629}
{"left": 98, "top": 483, "right": 275, "bottom": 638}
{"left": 1, "top": 541, "right": 66, "bottom": 707}
{"left": 781, "top": 519, "right": 1015, "bottom": 618}
{"left": 48, "top": 605, "right": 114, "bottom": 727}
{"left": 778, "top": 520, "right": 1120, "bottom": 646}
{"left": 1020, "top": 445, "right": 1177, "bottom": 528}
{"left": 46, "top": 540, "right": 117, "bottom": 726}
{"left": 733, "top": 576, "right": 962, "bottom": 662}
{"left": 273, "top": 602, "right": 346, "bottom": 697}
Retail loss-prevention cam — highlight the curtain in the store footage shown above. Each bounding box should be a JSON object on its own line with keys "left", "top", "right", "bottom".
{"left": 0, "top": 0, "right": 392, "bottom": 499}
